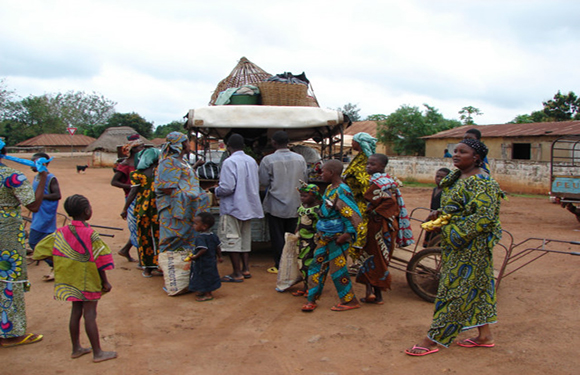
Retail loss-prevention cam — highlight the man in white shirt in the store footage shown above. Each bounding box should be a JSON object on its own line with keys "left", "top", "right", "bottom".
{"left": 215, "top": 133, "right": 264, "bottom": 282}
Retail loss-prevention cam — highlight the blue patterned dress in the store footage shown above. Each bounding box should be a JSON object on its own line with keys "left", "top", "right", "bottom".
{"left": 154, "top": 156, "right": 209, "bottom": 252}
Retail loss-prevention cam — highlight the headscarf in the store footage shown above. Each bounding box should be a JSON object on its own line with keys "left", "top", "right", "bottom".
{"left": 161, "top": 131, "right": 188, "bottom": 157}
{"left": 353, "top": 132, "right": 377, "bottom": 158}
{"left": 136, "top": 148, "right": 160, "bottom": 170}
{"left": 297, "top": 180, "right": 322, "bottom": 201}
{"left": 460, "top": 138, "right": 488, "bottom": 159}
{"left": 122, "top": 137, "right": 145, "bottom": 156}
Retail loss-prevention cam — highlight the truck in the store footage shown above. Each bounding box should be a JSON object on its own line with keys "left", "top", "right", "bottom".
{"left": 550, "top": 135, "right": 580, "bottom": 223}
{"left": 184, "top": 105, "right": 352, "bottom": 241}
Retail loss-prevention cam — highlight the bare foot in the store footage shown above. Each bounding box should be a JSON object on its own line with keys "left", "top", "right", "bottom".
{"left": 71, "top": 347, "right": 92, "bottom": 359}
{"left": 117, "top": 249, "right": 136, "bottom": 262}
{"left": 93, "top": 351, "right": 117, "bottom": 363}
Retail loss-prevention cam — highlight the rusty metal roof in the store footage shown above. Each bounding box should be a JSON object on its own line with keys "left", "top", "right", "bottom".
{"left": 423, "top": 121, "right": 580, "bottom": 139}
{"left": 16, "top": 133, "right": 97, "bottom": 147}
{"left": 344, "top": 121, "right": 378, "bottom": 137}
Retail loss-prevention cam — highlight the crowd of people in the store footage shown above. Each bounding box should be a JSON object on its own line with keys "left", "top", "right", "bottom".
{"left": 0, "top": 128, "right": 503, "bottom": 361}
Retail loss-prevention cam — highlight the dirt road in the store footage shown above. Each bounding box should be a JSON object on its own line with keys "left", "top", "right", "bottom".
{"left": 3, "top": 156, "right": 579, "bottom": 375}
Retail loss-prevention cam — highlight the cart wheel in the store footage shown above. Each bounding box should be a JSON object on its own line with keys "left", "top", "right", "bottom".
{"left": 406, "top": 247, "right": 442, "bottom": 303}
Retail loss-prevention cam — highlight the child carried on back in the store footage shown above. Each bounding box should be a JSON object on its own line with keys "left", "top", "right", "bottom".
{"left": 291, "top": 181, "right": 321, "bottom": 297}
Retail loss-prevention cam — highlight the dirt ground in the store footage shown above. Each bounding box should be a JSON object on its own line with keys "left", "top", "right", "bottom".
{"left": 3, "top": 155, "right": 580, "bottom": 375}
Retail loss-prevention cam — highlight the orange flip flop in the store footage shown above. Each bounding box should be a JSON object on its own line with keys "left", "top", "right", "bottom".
{"left": 301, "top": 302, "right": 317, "bottom": 312}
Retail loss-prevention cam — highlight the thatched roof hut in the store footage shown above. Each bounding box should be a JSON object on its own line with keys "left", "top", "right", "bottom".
{"left": 209, "top": 57, "right": 271, "bottom": 105}
{"left": 85, "top": 126, "right": 151, "bottom": 153}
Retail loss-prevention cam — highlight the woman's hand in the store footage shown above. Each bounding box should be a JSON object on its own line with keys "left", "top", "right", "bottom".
{"left": 120, "top": 210, "right": 127, "bottom": 220}
{"left": 336, "top": 233, "right": 351, "bottom": 245}
{"left": 426, "top": 210, "right": 440, "bottom": 222}
{"left": 160, "top": 188, "right": 174, "bottom": 195}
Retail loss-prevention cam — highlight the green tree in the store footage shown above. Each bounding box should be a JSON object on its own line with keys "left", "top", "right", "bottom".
{"left": 542, "top": 91, "right": 580, "bottom": 121}
{"left": 509, "top": 110, "right": 549, "bottom": 124}
{"left": 0, "top": 88, "right": 117, "bottom": 145}
{"left": 337, "top": 103, "right": 362, "bottom": 122}
{"left": 376, "top": 104, "right": 461, "bottom": 156}
{"left": 366, "top": 114, "right": 388, "bottom": 122}
{"left": 0, "top": 78, "right": 15, "bottom": 120}
{"left": 153, "top": 120, "right": 186, "bottom": 138}
{"left": 53, "top": 91, "right": 116, "bottom": 133}
{"left": 459, "top": 106, "right": 483, "bottom": 125}
{"left": 1, "top": 94, "right": 65, "bottom": 145}
{"left": 87, "top": 112, "right": 153, "bottom": 139}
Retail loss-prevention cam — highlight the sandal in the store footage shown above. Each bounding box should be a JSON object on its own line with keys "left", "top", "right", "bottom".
{"left": 0, "top": 333, "right": 43, "bottom": 347}
{"left": 292, "top": 290, "right": 307, "bottom": 297}
{"left": 150, "top": 269, "right": 163, "bottom": 276}
{"left": 301, "top": 302, "right": 317, "bottom": 312}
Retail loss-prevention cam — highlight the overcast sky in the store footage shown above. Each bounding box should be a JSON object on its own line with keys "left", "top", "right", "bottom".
{"left": 1, "top": 0, "right": 579, "bottom": 128}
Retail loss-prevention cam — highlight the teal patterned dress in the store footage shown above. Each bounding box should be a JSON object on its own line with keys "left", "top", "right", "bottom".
{"left": 428, "top": 170, "right": 502, "bottom": 347}
{"left": 306, "top": 183, "right": 363, "bottom": 304}
{"left": 0, "top": 164, "right": 35, "bottom": 338}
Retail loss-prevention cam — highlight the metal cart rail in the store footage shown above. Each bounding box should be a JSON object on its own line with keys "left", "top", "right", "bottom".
{"left": 392, "top": 207, "right": 580, "bottom": 302}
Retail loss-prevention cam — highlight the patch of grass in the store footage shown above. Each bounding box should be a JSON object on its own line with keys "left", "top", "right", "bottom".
{"left": 401, "top": 180, "right": 435, "bottom": 188}
{"left": 508, "top": 193, "right": 548, "bottom": 199}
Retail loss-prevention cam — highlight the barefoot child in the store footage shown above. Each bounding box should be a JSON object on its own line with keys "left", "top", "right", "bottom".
{"left": 33, "top": 194, "right": 117, "bottom": 362}
{"left": 292, "top": 181, "right": 321, "bottom": 297}
{"left": 188, "top": 212, "right": 223, "bottom": 302}
{"left": 355, "top": 154, "right": 414, "bottom": 304}
{"left": 301, "top": 160, "right": 362, "bottom": 312}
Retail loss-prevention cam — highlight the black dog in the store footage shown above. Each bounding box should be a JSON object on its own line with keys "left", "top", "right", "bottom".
{"left": 76, "top": 165, "right": 88, "bottom": 173}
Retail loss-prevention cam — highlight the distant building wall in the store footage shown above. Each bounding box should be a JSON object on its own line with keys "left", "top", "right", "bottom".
{"left": 91, "top": 151, "right": 119, "bottom": 168}
{"left": 425, "top": 136, "right": 560, "bottom": 162}
{"left": 386, "top": 156, "right": 552, "bottom": 195}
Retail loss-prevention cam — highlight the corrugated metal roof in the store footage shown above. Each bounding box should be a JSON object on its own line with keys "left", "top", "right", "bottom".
{"left": 344, "top": 121, "right": 378, "bottom": 137}
{"left": 17, "top": 133, "right": 97, "bottom": 147}
{"left": 423, "top": 121, "right": 580, "bottom": 139}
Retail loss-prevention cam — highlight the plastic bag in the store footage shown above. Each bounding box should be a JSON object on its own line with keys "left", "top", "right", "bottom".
{"left": 197, "top": 161, "right": 220, "bottom": 180}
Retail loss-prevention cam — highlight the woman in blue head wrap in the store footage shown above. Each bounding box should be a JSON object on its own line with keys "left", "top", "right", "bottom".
{"left": 154, "top": 132, "right": 209, "bottom": 252}
{"left": 341, "top": 132, "right": 377, "bottom": 261}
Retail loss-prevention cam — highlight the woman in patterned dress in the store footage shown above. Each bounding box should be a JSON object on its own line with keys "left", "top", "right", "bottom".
{"left": 342, "top": 132, "right": 376, "bottom": 262}
{"left": 0, "top": 144, "right": 47, "bottom": 347}
{"left": 406, "top": 139, "right": 502, "bottom": 356}
{"left": 121, "top": 148, "right": 161, "bottom": 277}
{"left": 154, "top": 132, "right": 209, "bottom": 252}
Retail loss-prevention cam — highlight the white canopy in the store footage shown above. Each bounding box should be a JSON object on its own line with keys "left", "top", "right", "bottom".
{"left": 186, "top": 105, "right": 347, "bottom": 141}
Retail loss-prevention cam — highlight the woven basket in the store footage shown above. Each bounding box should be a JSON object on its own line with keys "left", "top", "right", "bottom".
{"left": 257, "top": 81, "right": 308, "bottom": 106}
{"left": 304, "top": 96, "right": 319, "bottom": 107}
